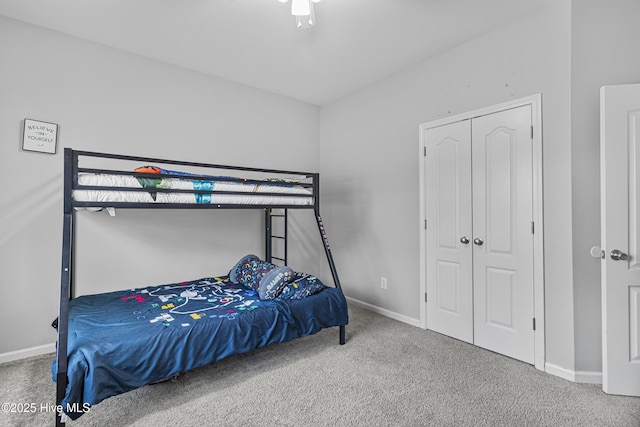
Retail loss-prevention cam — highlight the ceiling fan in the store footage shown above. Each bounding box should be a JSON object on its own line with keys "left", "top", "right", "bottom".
{"left": 278, "top": 0, "right": 322, "bottom": 29}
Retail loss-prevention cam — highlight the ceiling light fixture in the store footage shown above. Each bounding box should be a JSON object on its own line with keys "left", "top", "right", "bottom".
{"left": 278, "top": 0, "right": 321, "bottom": 30}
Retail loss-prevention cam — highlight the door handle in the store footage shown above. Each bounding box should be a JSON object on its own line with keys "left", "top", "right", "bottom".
{"left": 590, "top": 246, "right": 605, "bottom": 259}
{"left": 610, "top": 249, "right": 628, "bottom": 261}
{"left": 460, "top": 236, "right": 470, "bottom": 244}
{"left": 473, "top": 238, "right": 484, "bottom": 246}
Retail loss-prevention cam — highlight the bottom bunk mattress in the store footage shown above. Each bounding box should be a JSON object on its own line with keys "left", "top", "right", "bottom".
{"left": 53, "top": 275, "right": 348, "bottom": 420}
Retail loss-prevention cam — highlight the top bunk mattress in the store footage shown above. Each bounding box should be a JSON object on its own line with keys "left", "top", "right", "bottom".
{"left": 74, "top": 172, "right": 314, "bottom": 206}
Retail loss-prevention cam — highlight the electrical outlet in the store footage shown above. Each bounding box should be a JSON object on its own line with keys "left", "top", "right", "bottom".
{"left": 380, "top": 276, "right": 388, "bottom": 289}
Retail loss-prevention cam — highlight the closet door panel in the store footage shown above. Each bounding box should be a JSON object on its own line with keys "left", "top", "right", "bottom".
{"left": 485, "top": 129, "right": 516, "bottom": 255}
{"left": 485, "top": 267, "right": 516, "bottom": 329}
{"left": 472, "top": 106, "right": 535, "bottom": 364}
{"left": 425, "top": 120, "right": 473, "bottom": 344}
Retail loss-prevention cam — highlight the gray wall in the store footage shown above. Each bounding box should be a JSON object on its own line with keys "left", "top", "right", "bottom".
{"left": 0, "top": 16, "right": 322, "bottom": 355}
{"left": 570, "top": 0, "right": 640, "bottom": 373}
{"left": 319, "top": 1, "right": 577, "bottom": 372}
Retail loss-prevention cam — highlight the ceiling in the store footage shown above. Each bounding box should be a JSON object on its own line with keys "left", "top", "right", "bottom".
{"left": 0, "top": 0, "right": 554, "bottom": 105}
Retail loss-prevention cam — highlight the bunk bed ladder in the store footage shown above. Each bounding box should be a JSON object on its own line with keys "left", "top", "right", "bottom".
{"left": 266, "top": 206, "right": 345, "bottom": 345}
{"left": 265, "top": 208, "right": 288, "bottom": 266}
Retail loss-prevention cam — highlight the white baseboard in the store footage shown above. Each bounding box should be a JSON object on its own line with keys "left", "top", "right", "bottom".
{"left": 346, "top": 297, "right": 422, "bottom": 328}
{"left": 575, "top": 370, "right": 602, "bottom": 384}
{"left": 0, "top": 343, "right": 55, "bottom": 364}
{"left": 545, "top": 362, "right": 575, "bottom": 381}
{"left": 545, "top": 362, "right": 602, "bottom": 384}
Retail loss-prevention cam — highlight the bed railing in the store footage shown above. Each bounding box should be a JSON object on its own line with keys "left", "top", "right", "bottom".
{"left": 67, "top": 149, "right": 319, "bottom": 210}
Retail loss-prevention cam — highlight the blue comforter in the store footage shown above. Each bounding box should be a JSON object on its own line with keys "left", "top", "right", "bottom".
{"left": 53, "top": 276, "right": 348, "bottom": 419}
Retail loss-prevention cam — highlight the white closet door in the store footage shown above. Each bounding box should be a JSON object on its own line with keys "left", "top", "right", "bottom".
{"left": 471, "top": 105, "right": 535, "bottom": 364}
{"left": 425, "top": 120, "right": 474, "bottom": 343}
{"left": 600, "top": 83, "right": 640, "bottom": 396}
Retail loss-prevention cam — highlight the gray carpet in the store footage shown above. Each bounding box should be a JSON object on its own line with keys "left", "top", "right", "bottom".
{"left": 1, "top": 305, "right": 639, "bottom": 427}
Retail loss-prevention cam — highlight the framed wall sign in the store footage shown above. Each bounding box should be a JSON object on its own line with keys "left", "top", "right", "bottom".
{"left": 23, "top": 118, "right": 58, "bottom": 154}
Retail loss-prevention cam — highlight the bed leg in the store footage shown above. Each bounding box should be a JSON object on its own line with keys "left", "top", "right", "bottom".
{"left": 56, "top": 411, "right": 65, "bottom": 427}
{"left": 55, "top": 371, "right": 66, "bottom": 426}
{"left": 339, "top": 325, "right": 346, "bottom": 345}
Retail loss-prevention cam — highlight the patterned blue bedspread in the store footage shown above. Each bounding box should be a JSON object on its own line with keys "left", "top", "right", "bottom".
{"left": 53, "top": 276, "right": 348, "bottom": 419}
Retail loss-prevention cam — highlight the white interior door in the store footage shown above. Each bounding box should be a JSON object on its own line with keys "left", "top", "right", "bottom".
{"left": 471, "top": 106, "right": 535, "bottom": 364}
{"left": 600, "top": 83, "right": 640, "bottom": 396}
{"left": 425, "top": 120, "right": 474, "bottom": 343}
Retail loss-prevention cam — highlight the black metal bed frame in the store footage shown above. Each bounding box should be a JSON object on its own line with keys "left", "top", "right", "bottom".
{"left": 56, "top": 148, "right": 345, "bottom": 426}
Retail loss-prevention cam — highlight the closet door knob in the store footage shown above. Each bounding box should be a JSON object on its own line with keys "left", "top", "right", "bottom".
{"left": 460, "top": 236, "right": 470, "bottom": 244}
{"left": 473, "top": 238, "right": 484, "bottom": 246}
{"left": 610, "top": 249, "right": 628, "bottom": 261}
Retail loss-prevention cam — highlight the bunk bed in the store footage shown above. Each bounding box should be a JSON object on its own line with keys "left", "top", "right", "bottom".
{"left": 54, "top": 149, "right": 348, "bottom": 426}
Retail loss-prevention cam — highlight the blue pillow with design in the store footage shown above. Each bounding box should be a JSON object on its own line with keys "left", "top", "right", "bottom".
{"left": 258, "top": 266, "right": 294, "bottom": 300}
{"left": 228, "top": 254, "right": 260, "bottom": 284}
{"left": 235, "top": 259, "right": 278, "bottom": 291}
{"left": 279, "top": 273, "right": 325, "bottom": 299}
